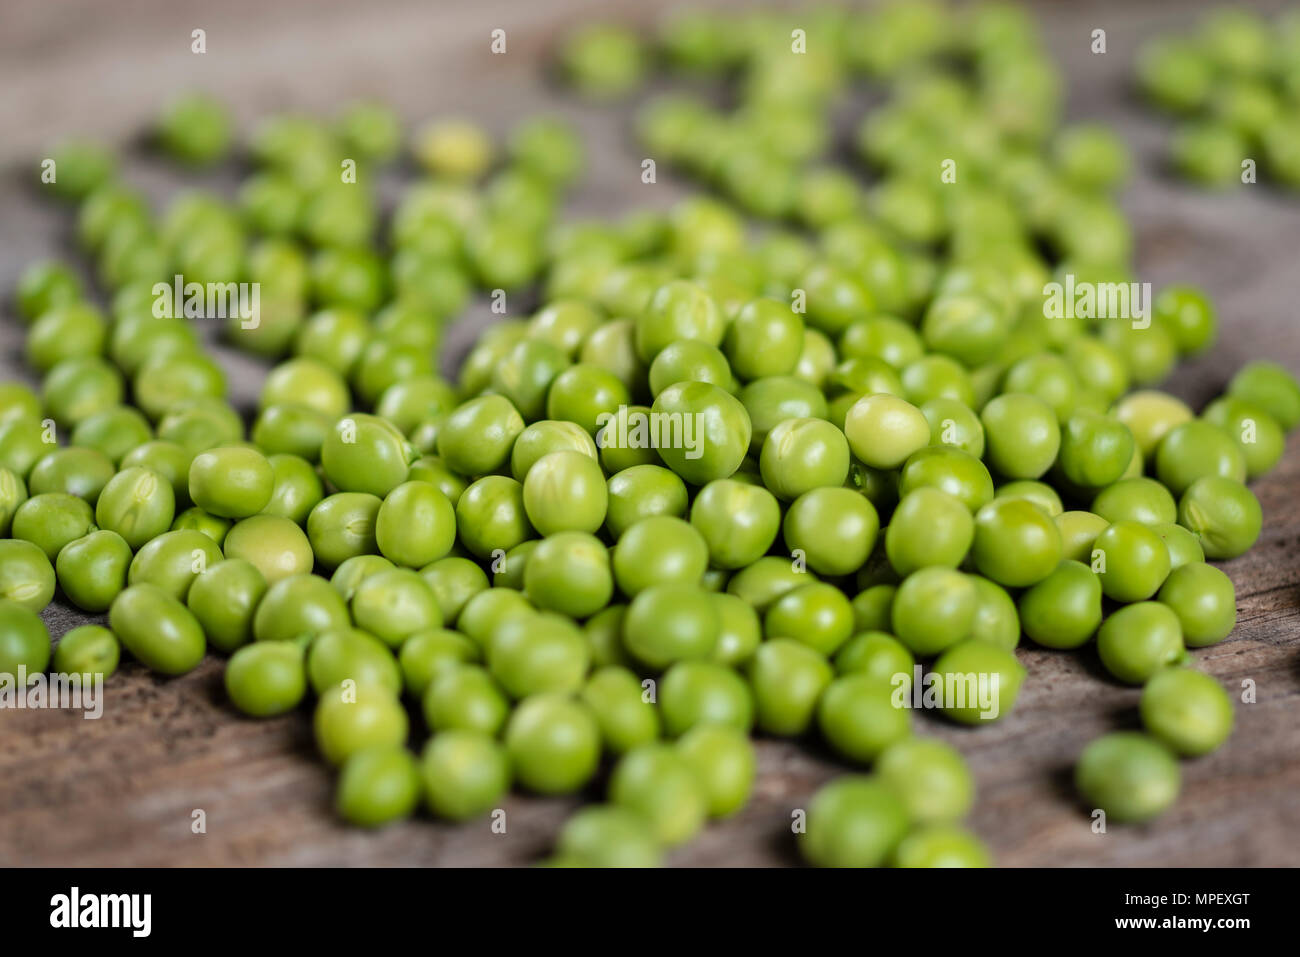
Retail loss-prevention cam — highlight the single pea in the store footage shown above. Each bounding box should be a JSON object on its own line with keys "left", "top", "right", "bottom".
{"left": 1153, "top": 522, "right": 1205, "bottom": 570}
{"left": 0, "top": 466, "right": 27, "bottom": 537}
{"left": 1112, "top": 390, "right": 1194, "bottom": 458}
{"left": 1091, "top": 477, "right": 1177, "bottom": 527}
{"left": 658, "top": 660, "right": 753, "bottom": 736}
{"left": 1075, "top": 732, "right": 1180, "bottom": 824}
{"left": 686, "top": 478, "right": 780, "bottom": 570}
{"left": 314, "top": 686, "right": 409, "bottom": 767}
{"left": 920, "top": 396, "right": 985, "bottom": 457}
{"left": 605, "top": 465, "right": 687, "bottom": 539}
{"left": 1096, "top": 602, "right": 1185, "bottom": 685}
{"left": 307, "top": 492, "right": 382, "bottom": 569}
{"left": 886, "top": 488, "right": 971, "bottom": 576}
{"left": 1154, "top": 420, "right": 1246, "bottom": 497}
{"left": 457, "top": 587, "right": 534, "bottom": 652}
{"left": 225, "top": 641, "right": 307, "bottom": 717}
{"left": 980, "top": 393, "right": 1060, "bottom": 479}
{"left": 505, "top": 694, "right": 601, "bottom": 795}
{"left": 746, "top": 638, "right": 834, "bottom": 736}
{"left": 893, "top": 825, "right": 991, "bottom": 868}
{"left": 675, "top": 723, "right": 755, "bottom": 819}
{"left": 725, "top": 556, "right": 814, "bottom": 613}
{"left": 634, "top": 280, "right": 724, "bottom": 363}
{"left": 329, "top": 555, "right": 394, "bottom": 603}
{"left": 1157, "top": 563, "right": 1236, "bottom": 648}
{"left": 307, "top": 628, "right": 402, "bottom": 698}
{"left": 581, "top": 665, "right": 661, "bottom": 754}
{"left": 15, "top": 261, "right": 82, "bottom": 321}
{"left": 705, "top": 591, "right": 760, "bottom": 667}
{"left": 650, "top": 381, "right": 751, "bottom": 485}
{"left": 739, "top": 376, "right": 829, "bottom": 454}
{"left": 95, "top": 467, "right": 176, "bottom": 549}
{"left": 486, "top": 612, "right": 589, "bottom": 698}
{"left": 931, "top": 639, "right": 1026, "bottom": 724}
{"left": 1226, "top": 361, "right": 1300, "bottom": 431}
{"left": 548, "top": 364, "right": 631, "bottom": 435}
{"left": 897, "top": 446, "right": 994, "bottom": 512}
{"left": 1058, "top": 410, "right": 1135, "bottom": 490}
{"left": 1055, "top": 510, "right": 1110, "bottom": 563}
{"left": 764, "top": 582, "right": 855, "bottom": 657}
{"left": 119, "top": 441, "right": 193, "bottom": 506}
{"left": 725, "top": 298, "right": 804, "bottom": 379}
{"left": 818, "top": 673, "right": 912, "bottom": 764}
{"left": 412, "top": 557, "right": 485, "bottom": 626}
{"left": 841, "top": 394, "right": 930, "bottom": 471}
{"left": 877, "top": 737, "right": 974, "bottom": 824}
{"left": 0, "top": 538, "right": 55, "bottom": 613}
{"left": 850, "top": 585, "right": 896, "bottom": 634}
{"left": 1177, "top": 476, "right": 1261, "bottom": 560}
{"left": 222, "top": 514, "right": 315, "bottom": 585}
{"left": 372, "top": 480, "right": 457, "bottom": 569}
{"left": 422, "top": 663, "right": 510, "bottom": 736}
{"left": 783, "top": 486, "right": 880, "bottom": 578}
{"left": 11, "top": 492, "right": 95, "bottom": 562}
{"left": 28, "top": 447, "right": 115, "bottom": 503}
{"left": 1202, "top": 396, "right": 1284, "bottom": 480}
{"left": 420, "top": 730, "right": 511, "bottom": 821}
{"left": 971, "top": 498, "right": 1062, "bottom": 588}
{"left": 759, "top": 417, "right": 850, "bottom": 501}
{"left": 127, "top": 529, "right": 223, "bottom": 601}
{"left": 800, "top": 776, "right": 909, "bottom": 868}
{"left": 511, "top": 420, "right": 599, "bottom": 483}
{"left": 1019, "top": 560, "right": 1102, "bottom": 649}
{"left": 397, "top": 628, "right": 479, "bottom": 698}
{"left": 0, "top": 599, "right": 51, "bottom": 679}
{"left": 611, "top": 515, "right": 708, "bottom": 596}
{"left": 1140, "top": 668, "right": 1234, "bottom": 758}
{"left": 609, "top": 743, "right": 707, "bottom": 847}
{"left": 520, "top": 450, "right": 607, "bottom": 537}
{"left": 109, "top": 583, "right": 207, "bottom": 675}
{"left": 554, "top": 804, "right": 662, "bottom": 868}
{"left": 351, "top": 568, "right": 442, "bottom": 650}
{"left": 260, "top": 453, "right": 323, "bottom": 526}
{"left": 334, "top": 745, "right": 421, "bottom": 829}
{"left": 834, "top": 631, "right": 914, "bottom": 686}
{"left": 968, "top": 575, "right": 1021, "bottom": 652}
{"left": 52, "top": 624, "right": 120, "bottom": 680}
{"left": 623, "top": 583, "right": 718, "bottom": 669}
{"left": 890, "top": 568, "right": 976, "bottom": 658}
{"left": 321, "top": 414, "right": 413, "bottom": 498}
{"left": 520, "top": 531, "right": 612, "bottom": 619}
{"left": 253, "top": 573, "right": 351, "bottom": 645}
{"left": 187, "top": 559, "right": 267, "bottom": 654}
{"left": 407, "top": 456, "right": 468, "bottom": 505}
{"left": 582, "top": 605, "right": 633, "bottom": 669}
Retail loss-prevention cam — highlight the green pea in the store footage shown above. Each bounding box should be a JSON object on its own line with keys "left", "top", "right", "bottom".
{"left": 321, "top": 414, "right": 413, "bottom": 498}
{"left": 971, "top": 498, "right": 1062, "bottom": 588}
{"left": 893, "top": 824, "right": 992, "bottom": 867}
{"left": 581, "top": 665, "right": 660, "bottom": 755}
{"left": 109, "top": 583, "right": 207, "bottom": 675}
{"left": 127, "top": 529, "right": 223, "bottom": 601}
{"left": 261, "top": 453, "right": 323, "bottom": 525}
{"left": 980, "top": 393, "right": 1060, "bottom": 479}
{"left": 397, "top": 628, "right": 479, "bottom": 698}
{"left": 1177, "top": 476, "right": 1261, "bottom": 560}
{"left": 418, "top": 556, "right": 489, "bottom": 625}
{"left": 1157, "top": 563, "right": 1236, "bottom": 648}
{"left": 818, "top": 673, "right": 912, "bottom": 763}
{"left": 746, "top": 637, "right": 833, "bottom": 736}
{"left": 307, "top": 492, "right": 382, "bottom": 570}
{"left": 1139, "top": 668, "right": 1233, "bottom": 757}
{"left": 420, "top": 730, "right": 512, "bottom": 821}
{"left": 422, "top": 663, "right": 510, "bottom": 736}
{"left": 253, "top": 573, "right": 350, "bottom": 645}
{"left": 609, "top": 743, "right": 707, "bottom": 846}
{"left": 52, "top": 624, "right": 120, "bottom": 680}
{"left": 454, "top": 476, "right": 534, "bottom": 559}
{"left": 0, "top": 599, "right": 51, "bottom": 679}
{"left": 1018, "top": 560, "right": 1102, "bottom": 649}
{"left": 1202, "top": 396, "right": 1284, "bottom": 479}
{"left": 307, "top": 628, "right": 402, "bottom": 697}
{"left": 800, "top": 776, "right": 909, "bottom": 868}
{"left": 1055, "top": 510, "right": 1110, "bottom": 563}
{"left": 438, "top": 394, "right": 529, "bottom": 477}
{"left": 511, "top": 420, "right": 599, "bottom": 483}
{"left": 555, "top": 804, "right": 662, "bottom": 868}
{"left": 968, "top": 575, "right": 1021, "bottom": 652}
{"left": 28, "top": 447, "right": 115, "bottom": 503}
{"left": 187, "top": 559, "right": 268, "bottom": 654}
{"left": 877, "top": 737, "right": 974, "bottom": 824}
{"left": 623, "top": 584, "right": 718, "bottom": 669}
{"left": 373, "top": 480, "right": 456, "bottom": 569}
{"left": 891, "top": 568, "right": 976, "bottom": 657}
{"left": 11, "top": 492, "right": 95, "bottom": 562}
{"left": 658, "top": 660, "right": 753, "bottom": 736}
{"left": 96, "top": 467, "right": 176, "bottom": 549}
{"left": 1096, "top": 602, "right": 1184, "bottom": 685}
{"left": 222, "top": 514, "right": 314, "bottom": 585}
{"left": 225, "top": 641, "right": 308, "bottom": 717}
{"left": 1075, "top": 732, "right": 1180, "bottom": 824}
{"left": 650, "top": 381, "right": 751, "bottom": 485}
{"left": 1226, "top": 361, "right": 1300, "bottom": 431}
{"left": 335, "top": 745, "right": 421, "bottom": 828}
{"left": 898, "top": 446, "right": 994, "bottom": 512}
{"left": 612, "top": 515, "right": 709, "bottom": 596}
{"left": 1154, "top": 420, "right": 1246, "bottom": 497}
{"left": 931, "top": 639, "right": 1026, "bottom": 724}
{"left": 1091, "top": 476, "right": 1176, "bottom": 526}
{"left": 313, "top": 686, "right": 409, "bottom": 767}
{"left": 504, "top": 694, "right": 601, "bottom": 795}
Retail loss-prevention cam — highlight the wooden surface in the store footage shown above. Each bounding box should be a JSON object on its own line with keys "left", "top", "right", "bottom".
{"left": 1, "top": 0, "right": 1299, "bottom": 867}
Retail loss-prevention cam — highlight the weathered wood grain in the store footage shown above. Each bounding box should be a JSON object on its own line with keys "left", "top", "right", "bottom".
{"left": 0, "top": 0, "right": 1298, "bottom": 867}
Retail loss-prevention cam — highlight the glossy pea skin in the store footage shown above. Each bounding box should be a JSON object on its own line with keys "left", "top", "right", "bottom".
{"left": 1139, "top": 668, "right": 1234, "bottom": 757}
{"left": 605, "top": 465, "right": 688, "bottom": 539}
{"left": 555, "top": 805, "right": 663, "bottom": 868}
{"left": 1157, "top": 563, "right": 1236, "bottom": 647}
{"left": 759, "top": 417, "right": 850, "bottom": 501}
{"left": 52, "top": 624, "right": 120, "bottom": 680}
{"left": 968, "top": 576, "right": 1021, "bottom": 652}
{"left": 612, "top": 515, "right": 709, "bottom": 596}
{"left": 418, "top": 556, "right": 489, "bottom": 624}
{"left": 119, "top": 441, "right": 193, "bottom": 505}
{"left": 689, "top": 478, "right": 781, "bottom": 571}
{"left": 0, "top": 598, "right": 51, "bottom": 679}
{"left": 222, "top": 514, "right": 314, "bottom": 585}
{"left": 12, "top": 492, "right": 95, "bottom": 562}
{"left": 308, "top": 628, "right": 403, "bottom": 698}
{"left": 1153, "top": 522, "right": 1205, "bottom": 570}
{"left": 1112, "top": 390, "right": 1194, "bottom": 458}
{"left": 1055, "top": 510, "right": 1110, "bottom": 563}
{"left": 307, "top": 492, "right": 382, "bottom": 569}
{"left": 1202, "top": 396, "right": 1284, "bottom": 480}
{"left": 817, "top": 673, "right": 912, "bottom": 764}
{"left": 1075, "top": 732, "right": 1180, "bottom": 824}
{"left": 422, "top": 663, "right": 511, "bottom": 735}
{"left": 95, "top": 467, "right": 176, "bottom": 550}
{"left": 971, "top": 498, "right": 1062, "bottom": 588}
{"left": 1091, "top": 477, "right": 1177, "bottom": 526}
{"left": 676, "top": 723, "right": 755, "bottom": 819}
{"left": 398, "top": 628, "right": 479, "bottom": 698}
{"left": 127, "top": 529, "right": 224, "bottom": 601}
{"left": 842, "top": 394, "right": 930, "bottom": 471}
{"left": 522, "top": 531, "right": 613, "bottom": 618}
{"left": 352, "top": 568, "right": 442, "bottom": 649}
{"left": 454, "top": 476, "right": 534, "bottom": 559}
{"left": 109, "top": 583, "right": 207, "bottom": 675}
{"left": 486, "top": 612, "right": 589, "bottom": 698}
{"left": 53, "top": 530, "right": 130, "bottom": 613}
{"left": 800, "top": 776, "right": 910, "bottom": 868}
{"left": 746, "top": 638, "right": 833, "bottom": 736}
{"left": 225, "top": 641, "right": 308, "bottom": 717}
{"left": 374, "top": 480, "right": 456, "bottom": 569}
{"left": 980, "top": 393, "right": 1060, "bottom": 479}
{"left": 187, "top": 559, "right": 268, "bottom": 654}
{"left": 650, "top": 381, "right": 751, "bottom": 485}
{"left": 28, "top": 447, "right": 115, "bottom": 503}
{"left": 1058, "top": 410, "right": 1135, "bottom": 490}
{"left": 510, "top": 420, "right": 599, "bottom": 482}
{"left": 1154, "top": 420, "right": 1246, "bottom": 497}
{"left": 437, "top": 395, "right": 526, "bottom": 478}
{"left": 931, "top": 639, "right": 1027, "bottom": 724}
{"left": 623, "top": 583, "right": 718, "bottom": 669}
{"left": 420, "top": 730, "right": 512, "bottom": 821}
{"left": 709, "top": 591, "right": 762, "bottom": 666}
{"left": 877, "top": 737, "right": 974, "bottom": 824}
{"left": 1096, "top": 602, "right": 1185, "bottom": 685}
{"left": 261, "top": 453, "right": 323, "bottom": 525}
{"left": 891, "top": 568, "right": 976, "bottom": 657}
{"left": 505, "top": 693, "right": 601, "bottom": 795}
{"left": 783, "top": 486, "right": 879, "bottom": 578}
{"left": 609, "top": 743, "right": 707, "bottom": 847}
{"left": 1093, "top": 521, "right": 1171, "bottom": 603}
{"left": 321, "top": 414, "right": 413, "bottom": 498}
{"left": 253, "top": 573, "right": 351, "bottom": 645}
{"left": 186, "top": 446, "right": 275, "bottom": 519}
{"left": 1227, "top": 361, "right": 1300, "bottom": 431}
{"left": 1177, "top": 476, "right": 1261, "bottom": 560}
{"left": 313, "top": 687, "right": 409, "bottom": 767}
{"left": 634, "top": 280, "right": 724, "bottom": 363}
{"left": 898, "top": 446, "right": 994, "bottom": 512}
{"left": 1018, "top": 560, "right": 1102, "bottom": 649}
{"left": 724, "top": 298, "right": 803, "bottom": 379}
{"left": 335, "top": 745, "right": 422, "bottom": 828}
{"left": 0, "top": 465, "right": 27, "bottom": 536}
{"left": 581, "top": 665, "right": 660, "bottom": 754}
{"left": 522, "top": 450, "right": 607, "bottom": 536}
{"left": 658, "top": 660, "right": 753, "bottom": 736}
{"left": 886, "top": 488, "right": 971, "bottom": 575}
{"left": 850, "top": 585, "right": 896, "bottom": 633}
{"left": 764, "top": 583, "right": 854, "bottom": 657}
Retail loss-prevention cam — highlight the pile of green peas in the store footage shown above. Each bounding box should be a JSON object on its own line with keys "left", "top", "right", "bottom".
{"left": 1136, "top": 6, "right": 1300, "bottom": 189}
{"left": 3, "top": 0, "right": 1297, "bottom": 868}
